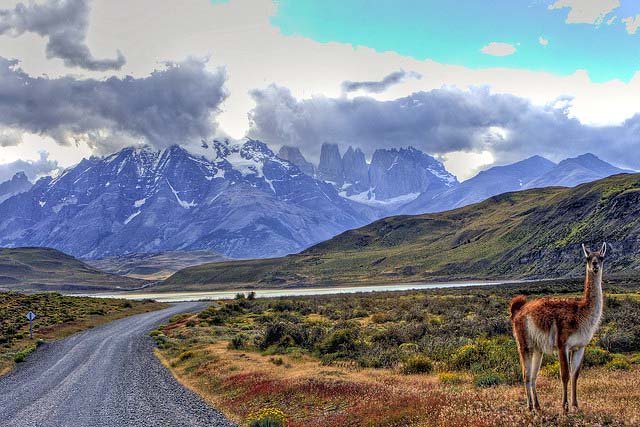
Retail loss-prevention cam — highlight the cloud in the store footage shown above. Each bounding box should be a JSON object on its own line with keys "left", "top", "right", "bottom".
{"left": 0, "top": 0, "right": 125, "bottom": 71}
{"left": 0, "top": 129, "right": 22, "bottom": 147}
{"left": 341, "top": 70, "right": 422, "bottom": 94}
{"left": 480, "top": 42, "right": 516, "bottom": 57}
{"left": 248, "top": 84, "right": 640, "bottom": 170}
{"left": 550, "top": 0, "right": 620, "bottom": 25}
{"left": 0, "top": 57, "right": 227, "bottom": 150}
{"left": 538, "top": 36, "right": 549, "bottom": 46}
{"left": 0, "top": 151, "right": 60, "bottom": 182}
{"left": 622, "top": 15, "right": 640, "bottom": 34}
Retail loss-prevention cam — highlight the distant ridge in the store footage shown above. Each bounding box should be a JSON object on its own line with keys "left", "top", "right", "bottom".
{"left": 0, "top": 247, "right": 146, "bottom": 292}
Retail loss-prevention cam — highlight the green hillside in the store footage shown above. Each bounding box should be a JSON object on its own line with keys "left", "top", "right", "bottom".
{"left": 0, "top": 247, "right": 147, "bottom": 292}
{"left": 161, "top": 173, "right": 640, "bottom": 290}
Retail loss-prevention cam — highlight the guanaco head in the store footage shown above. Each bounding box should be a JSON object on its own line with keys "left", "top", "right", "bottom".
{"left": 582, "top": 242, "right": 606, "bottom": 274}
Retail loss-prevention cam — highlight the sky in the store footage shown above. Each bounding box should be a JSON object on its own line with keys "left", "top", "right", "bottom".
{"left": 0, "top": 0, "right": 640, "bottom": 181}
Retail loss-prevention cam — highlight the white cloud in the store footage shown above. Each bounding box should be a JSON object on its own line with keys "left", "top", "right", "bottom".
{"left": 550, "top": 0, "right": 620, "bottom": 25}
{"left": 441, "top": 150, "right": 494, "bottom": 181}
{"left": 538, "top": 36, "right": 549, "bottom": 46}
{"left": 622, "top": 15, "right": 640, "bottom": 34}
{"left": 480, "top": 42, "right": 517, "bottom": 57}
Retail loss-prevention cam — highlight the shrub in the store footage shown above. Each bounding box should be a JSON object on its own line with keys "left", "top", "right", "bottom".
{"left": 401, "top": 354, "right": 433, "bottom": 374}
{"left": 474, "top": 371, "right": 505, "bottom": 388}
{"left": 13, "top": 347, "right": 34, "bottom": 363}
{"left": 606, "top": 355, "right": 631, "bottom": 371}
{"left": 631, "top": 353, "right": 640, "bottom": 365}
{"left": 583, "top": 347, "right": 613, "bottom": 367}
{"left": 270, "top": 357, "right": 284, "bottom": 366}
{"left": 449, "top": 337, "right": 520, "bottom": 383}
{"left": 542, "top": 361, "right": 560, "bottom": 377}
{"left": 247, "top": 407, "right": 287, "bottom": 427}
{"left": 450, "top": 343, "right": 478, "bottom": 370}
{"left": 317, "top": 328, "right": 359, "bottom": 356}
{"left": 177, "top": 350, "right": 194, "bottom": 362}
{"left": 235, "top": 293, "right": 246, "bottom": 300}
{"left": 438, "top": 371, "right": 466, "bottom": 385}
{"left": 228, "top": 333, "right": 247, "bottom": 350}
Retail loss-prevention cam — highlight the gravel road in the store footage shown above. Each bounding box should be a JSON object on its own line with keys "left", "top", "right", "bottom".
{"left": 0, "top": 302, "right": 237, "bottom": 427}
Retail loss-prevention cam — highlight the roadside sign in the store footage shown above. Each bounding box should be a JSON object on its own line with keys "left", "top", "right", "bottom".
{"left": 26, "top": 311, "right": 36, "bottom": 339}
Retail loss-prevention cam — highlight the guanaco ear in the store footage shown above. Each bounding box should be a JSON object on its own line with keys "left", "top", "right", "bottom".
{"left": 582, "top": 243, "right": 589, "bottom": 258}
{"left": 600, "top": 242, "right": 607, "bottom": 257}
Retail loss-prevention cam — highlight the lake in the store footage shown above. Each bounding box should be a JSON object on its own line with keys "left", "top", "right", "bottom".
{"left": 77, "top": 280, "right": 510, "bottom": 302}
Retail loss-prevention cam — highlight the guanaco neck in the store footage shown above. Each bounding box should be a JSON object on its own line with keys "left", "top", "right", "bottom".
{"left": 582, "top": 265, "right": 603, "bottom": 313}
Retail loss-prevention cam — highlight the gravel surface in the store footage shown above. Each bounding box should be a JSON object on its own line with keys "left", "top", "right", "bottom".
{"left": 0, "top": 302, "right": 237, "bottom": 427}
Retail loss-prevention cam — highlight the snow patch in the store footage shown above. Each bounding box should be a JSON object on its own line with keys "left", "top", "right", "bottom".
{"left": 124, "top": 210, "right": 141, "bottom": 224}
{"left": 134, "top": 198, "right": 146, "bottom": 208}
{"left": 166, "top": 179, "right": 197, "bottom": 209}
{"left": 340, "top": 190, "right": 420, "bottom": 207}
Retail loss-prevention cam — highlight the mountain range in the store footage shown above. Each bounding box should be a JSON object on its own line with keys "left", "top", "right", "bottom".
{"left": 0, "top": 139, "right": 631, "bottom": 260}
{"left": 162, "top": 173, "right": 640, "bottom": 289}
{"left": 0, "top": 140, "right": 372, "bottom": 259}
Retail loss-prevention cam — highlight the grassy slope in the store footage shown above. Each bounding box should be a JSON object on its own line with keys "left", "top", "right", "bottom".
{"left": 0, "top": 247, "right": 148, "bottom": 292}
{"left": 0, "top": 292, "right": 165, "bottom": 376}
{"left": 162, "top": 173, "right": 640, "bottom": 290}
{"left": 87, "top": 250, "right": 228, "bottom": 280}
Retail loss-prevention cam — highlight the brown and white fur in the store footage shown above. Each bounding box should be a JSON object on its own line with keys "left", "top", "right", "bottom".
{"left": 510, "top": 242, "right": 606, "bottom": 412}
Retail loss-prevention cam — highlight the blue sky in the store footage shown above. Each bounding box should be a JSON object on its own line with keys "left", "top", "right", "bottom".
{"left": 271, "top": 0, "right": 640, "bottom": 82}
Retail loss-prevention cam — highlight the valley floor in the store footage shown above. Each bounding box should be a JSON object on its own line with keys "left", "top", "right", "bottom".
{"left": 155, "top": 281, "right": 640, "bottom": 426}
{"left": 158, "top": 340, "right": 639, "bottom": 427}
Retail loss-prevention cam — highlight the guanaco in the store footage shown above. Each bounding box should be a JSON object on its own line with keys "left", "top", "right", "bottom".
{"left": 510, "top": 242, "right": 606, "bottom": 412}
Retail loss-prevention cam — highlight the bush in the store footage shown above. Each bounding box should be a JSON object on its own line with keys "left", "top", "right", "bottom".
{"left": 606, "top": 355, "right": 631, "bottom": 371}
{"left": 401, "top": 354, "right": 433, "bottom": 374}
{"left": 317, "top": 328, "right": 359, "bottom": 356}
{"left": 177, "top": 350, "right": 194, "bottom": 362}
{"left": 270, "top": 357, "right": 284, "bottom": 366}
{"left": 228, "top": 333, "right": 247, "bottom": 350}
{"left": 13, "top": 347, "right": 34, "bottom": 363}
{"left": 631, "top": 353, "right": 640, "bottom": 365}
{"left": 247, "top": 407, "right": 287, "bottom": 427}
{"left": 438, "top": 371, "right": 466, "bottom": 385}
{"left": 474, "top": 371, "right": 505, "bottom": 388}
{"left": 542, "top": 361, "right": 560, "bottom": 377}
{"left": 583, "top": 347, "right": 613, "bottom": 367}
{"left": 449, "top": 337, "right": 520, "bottom": 383}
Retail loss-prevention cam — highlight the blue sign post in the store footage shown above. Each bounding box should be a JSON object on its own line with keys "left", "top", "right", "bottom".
{"left": 26, "top": 311, "right": 36, "bottom": 339}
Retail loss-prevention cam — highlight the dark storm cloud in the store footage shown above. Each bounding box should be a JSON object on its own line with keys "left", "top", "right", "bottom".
{"left": 0, "top": 57, "right": 228, "bottom": 149}
{"left": 341, "top": 70, "right": 421, "bottom": 94}
{"left": 248, "top": 84, "right": 640, "bottom": 169}
{"left": 0, "top": 0, "right": 125, "bottom": 71}
{"left": 0, "top": 151, "right": 60, "bottom": 182}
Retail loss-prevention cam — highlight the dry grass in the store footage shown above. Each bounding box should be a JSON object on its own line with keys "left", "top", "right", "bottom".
{"left": 158, "top": 335, "right": 640, "bottom": 426}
